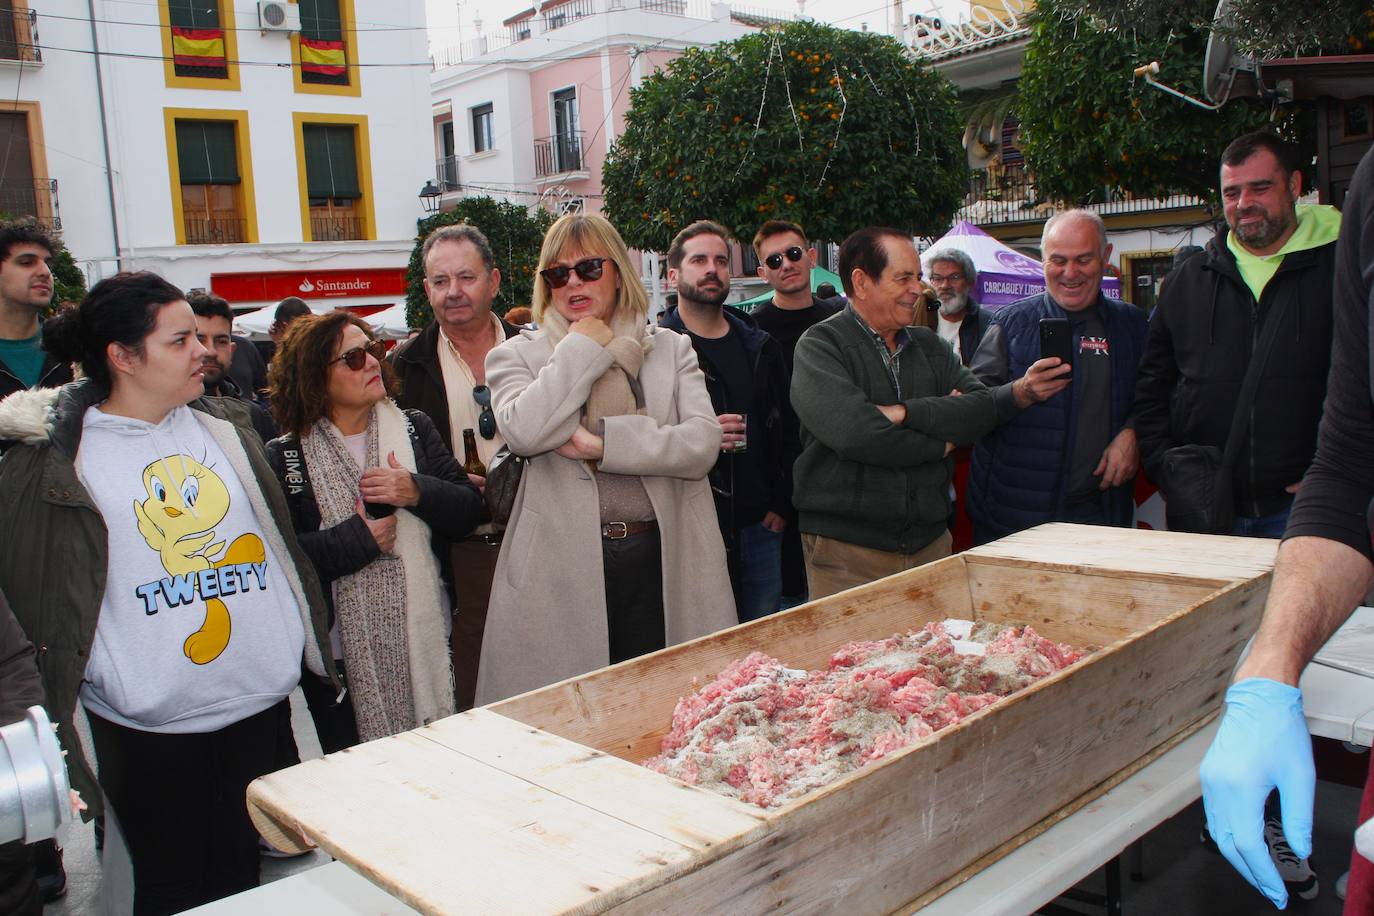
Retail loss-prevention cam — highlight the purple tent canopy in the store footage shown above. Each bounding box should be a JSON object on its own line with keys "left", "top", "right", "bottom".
{"left": 922, "top": 221, "right": 1123, "bottom": 309}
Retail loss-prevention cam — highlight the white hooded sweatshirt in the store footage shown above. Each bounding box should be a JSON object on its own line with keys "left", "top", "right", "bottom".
{"left": 75, "top": 404, "right": 304, "bottom": 732}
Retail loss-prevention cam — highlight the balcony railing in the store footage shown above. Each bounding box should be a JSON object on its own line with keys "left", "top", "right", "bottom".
{"left": 534, "top": 132, "right": 584, "bottom": 177}
{"left": 0, "top": 179, "right": 59, "bottom": 229}
{"left": 0, "top": 7, "right": 41, "bottom": 64}
{"left": 540, "top": 0, "right": 595, "bottom": 31}
{"left": 959, "top": 166, "right": 1207, "bottom": 227}
{"left": 311, "top": 215, "right": 365, "bottom": 241}
{"left": 436, "top": 155, "right": 459, "bottom": 191}
{"left": 184, "top": 216, "right": 246, "bottom": 245}
{"left": 430, "top": 31, "right": 515, "bottom": 68}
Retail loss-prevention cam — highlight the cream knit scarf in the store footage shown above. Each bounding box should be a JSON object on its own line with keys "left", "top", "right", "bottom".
{"left": 539, "top": 305, "right": 653, "bottom": 429}
{"left": 300, "top": 400, "right": 454, "bottom": 741}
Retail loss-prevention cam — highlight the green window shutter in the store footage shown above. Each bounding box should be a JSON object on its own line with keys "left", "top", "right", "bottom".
{"left": 169, "top": 0, "right": 220, "bottom": 30}
{"left": 299, "top": 0, "right": 342, "bottom": 41}
{"left": 175, "top": 121, "right": 240, "bottom": 185}
{"left": 303, "top": 124, "right": 360, "bottom": 199}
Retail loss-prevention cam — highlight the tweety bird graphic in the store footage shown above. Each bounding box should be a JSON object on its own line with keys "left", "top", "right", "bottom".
{"left": 133, "top": 455, "right": 264, "bottom": 664}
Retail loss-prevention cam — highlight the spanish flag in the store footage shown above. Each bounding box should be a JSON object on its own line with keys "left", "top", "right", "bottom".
{"left": 171, "top": 27, "right": 227, "bottom": 69}
{"left": 300, "top": 37, "right": 346, "bottom": 76}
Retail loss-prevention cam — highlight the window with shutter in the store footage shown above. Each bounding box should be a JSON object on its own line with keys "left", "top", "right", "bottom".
{"left": 175, "top": 120, "right": 245, "bottom": 244}
{"left": 302, "top": 123, "right": 363, "bottom": 240}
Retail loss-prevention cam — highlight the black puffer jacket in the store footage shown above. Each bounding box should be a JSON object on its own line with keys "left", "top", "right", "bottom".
{"left": 265, "top": 409, "right": 483, "bottom": 616}
{"left": 1134, "top": 225, "right": 1336, "bottom": 518}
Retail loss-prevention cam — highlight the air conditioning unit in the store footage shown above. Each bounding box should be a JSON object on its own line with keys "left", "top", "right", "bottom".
{"left": 258, "top": 0, "right": 301, "bottom": 32}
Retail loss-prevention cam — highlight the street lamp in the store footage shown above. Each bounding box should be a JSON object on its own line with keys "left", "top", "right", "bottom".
{"left": 418, "top": 180, "right": 443, "bottom": 214}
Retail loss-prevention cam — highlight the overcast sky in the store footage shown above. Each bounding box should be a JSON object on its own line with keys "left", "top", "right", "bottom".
{"left": 423, "top": 0, "right": 963, "bottom": 54}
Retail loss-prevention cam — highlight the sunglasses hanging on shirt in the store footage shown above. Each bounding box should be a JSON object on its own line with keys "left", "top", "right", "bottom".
{"left": 472, "top": 384, "right": 496, "bottom": 439}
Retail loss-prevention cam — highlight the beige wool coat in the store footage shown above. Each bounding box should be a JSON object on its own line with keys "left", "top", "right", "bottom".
{"left": 475, "top": 325, "right": 738, "bottom": 704}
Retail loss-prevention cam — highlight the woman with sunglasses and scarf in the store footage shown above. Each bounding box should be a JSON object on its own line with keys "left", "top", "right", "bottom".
{"left": 265, "top": 312, "right": 482, "bottom": 751}
{"left": 476, "top": 213, "right": 737, "bottom": 704}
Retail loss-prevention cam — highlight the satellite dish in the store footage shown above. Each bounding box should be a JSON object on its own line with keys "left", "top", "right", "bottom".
{"left": 1201, "top": 0, "right": 1255, "bottom": 106}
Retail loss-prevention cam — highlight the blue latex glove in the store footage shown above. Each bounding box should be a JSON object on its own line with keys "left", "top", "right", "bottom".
{"left": 1199, "top": 678, "right": 1315, "bottom": 909}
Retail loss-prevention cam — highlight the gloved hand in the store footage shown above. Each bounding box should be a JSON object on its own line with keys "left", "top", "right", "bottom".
{"left": 1199, "top": 678, "right": 1315, "bottom": 909}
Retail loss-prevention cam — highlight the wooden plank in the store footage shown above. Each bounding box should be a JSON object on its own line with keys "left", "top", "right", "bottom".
{"left": 899, "top": 713, "right": 1217, "bottom": 913}
{"left": 966, "top": 562, "right": 1222, "bottom": 647}
{"left": 489, "top": 554, "right": 976, "bottom": 763}
{"left": 247, "top": 729, "right": 703, "bottom": 916}
{"left": 421, "top": 710, "right": 768, "bottom": 851}
{"left": 606, "top": 575, "right": 1268, "bottom": 915}
{"left": 964, "top": 523, "right": 1278, "bottom": 585}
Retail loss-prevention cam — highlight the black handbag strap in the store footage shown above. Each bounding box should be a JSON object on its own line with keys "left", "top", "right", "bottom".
{"left": 1221, "top": 295, "right": 1290, "bottom": 469}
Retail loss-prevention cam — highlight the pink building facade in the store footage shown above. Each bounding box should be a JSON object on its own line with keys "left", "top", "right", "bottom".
{"left": 429, "top": 0, "right": 772, "bottom": 218}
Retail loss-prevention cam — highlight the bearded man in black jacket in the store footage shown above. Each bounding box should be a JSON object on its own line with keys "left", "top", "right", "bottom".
{"left": 1134, "top": 131, "right": 1341, "bottom": 537}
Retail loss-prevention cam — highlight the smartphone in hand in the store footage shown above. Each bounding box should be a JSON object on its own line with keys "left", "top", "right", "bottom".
{"left": 1039, "top": 318, "right": 1073, "bottom": 373}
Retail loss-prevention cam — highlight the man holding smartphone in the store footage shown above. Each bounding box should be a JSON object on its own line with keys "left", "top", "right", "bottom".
{"left": 967, "top": 209, "right": 1148, "bottom": 544}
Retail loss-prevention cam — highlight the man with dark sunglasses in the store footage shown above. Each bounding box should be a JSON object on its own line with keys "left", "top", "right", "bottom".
{"left": 748, "top": 220, "right": 842, "bottom": 607}
{"left": 660, "top": 221, "right": 799, "bottom": 622}
{"left": 390, "top": 223, "right": 519, "bottom": 711}
{"left": 749, "top": 221, "right": 844, "bottom": 375}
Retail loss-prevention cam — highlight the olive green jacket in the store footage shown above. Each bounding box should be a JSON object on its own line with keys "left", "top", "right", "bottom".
{"left": 0, "top": 380, "right": 339, "bottom": 818}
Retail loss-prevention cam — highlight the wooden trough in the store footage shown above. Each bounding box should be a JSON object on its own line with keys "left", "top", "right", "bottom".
{"left": 247, "top": 525, "right": 1278, "bottom": 914}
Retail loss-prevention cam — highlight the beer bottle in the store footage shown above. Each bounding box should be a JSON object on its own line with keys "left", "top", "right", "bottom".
{"left": 461, "top": 428, "right": 487, "bottom": 477}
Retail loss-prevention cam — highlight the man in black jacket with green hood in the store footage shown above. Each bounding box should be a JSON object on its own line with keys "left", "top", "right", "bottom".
{"left": 1135, "top": 131, "right": 1340, "bottom": 539}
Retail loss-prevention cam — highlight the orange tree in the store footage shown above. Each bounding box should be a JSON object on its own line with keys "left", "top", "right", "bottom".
{"left": 602, "top": 20, "right": 966, "bottom": 251}
{"left": 1016, "top": 0, "right": 1294, "bottom": 206}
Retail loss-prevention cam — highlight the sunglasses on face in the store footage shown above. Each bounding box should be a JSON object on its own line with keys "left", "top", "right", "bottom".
{"left": 332, "top": 339, "right": 387, "bottom": 371}
{"left": 539, "top": 257, "right": 607, "bottom": 289}
{"left": 472, "top": 384, "right": 496, "bottom": 439}
{"left": 764, "top": 246, "right": 805, "bottom": 271}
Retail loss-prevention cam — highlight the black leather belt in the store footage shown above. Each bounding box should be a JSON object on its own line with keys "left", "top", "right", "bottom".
{"left": 601, "top": 520, "right": 658, "bottom": 540}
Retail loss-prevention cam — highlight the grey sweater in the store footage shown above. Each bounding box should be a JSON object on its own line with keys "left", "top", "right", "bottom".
{"left": 791, "top": 309, "right": 997, "bottom": 552}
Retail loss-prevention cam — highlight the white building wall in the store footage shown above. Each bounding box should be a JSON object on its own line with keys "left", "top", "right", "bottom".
{"left": 0, "top": 0, "right": 120, "bottom": 281}
{"left": 2, "top": 0, "right": 434, "bottom": 310}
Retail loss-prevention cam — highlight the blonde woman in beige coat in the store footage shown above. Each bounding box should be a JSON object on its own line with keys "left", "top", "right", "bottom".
{"left": 475, "top": 214, "right": 737, "bottom": 704}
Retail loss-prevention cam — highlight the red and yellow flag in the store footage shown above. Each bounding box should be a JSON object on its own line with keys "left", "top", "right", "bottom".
{"left": 300, "top": 37, "right": 346, "bottom": 76}
{"left": 171, "top": 27, "right": 226, "bottom": 69}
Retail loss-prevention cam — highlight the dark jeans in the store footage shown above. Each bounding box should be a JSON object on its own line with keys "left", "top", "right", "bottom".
{"left": 300, "top": 661, "right": 359, "bottom": 754}
{"left": 1229, "top": 508, "right": 1291, "bottom": 539}
{"left": 737, "top": 521, "right": 783, "bottom": 622}
{"left": 87, "top": 700, "right": 292, "bottom": 916}
{"left": 1057, "top": 494, "right": 1111, "bottom": 526}
{"left": 602, "top": 527, "right": 666, "bottom": 665}
{"left": 450, "top": 537, "right": 501, "bottom": 711}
